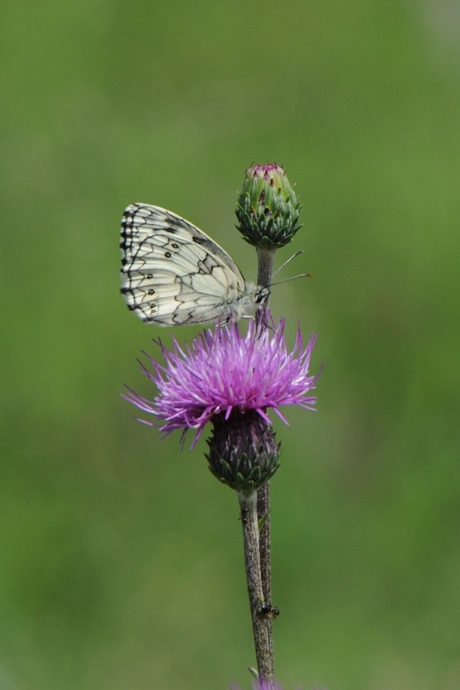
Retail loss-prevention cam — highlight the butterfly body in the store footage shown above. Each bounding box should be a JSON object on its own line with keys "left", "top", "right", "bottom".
{"left": 120, "top": 203, "right": 261, "bottom": 326}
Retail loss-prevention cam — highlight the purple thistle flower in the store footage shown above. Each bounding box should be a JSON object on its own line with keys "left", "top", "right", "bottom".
{"left": 124, "top": 318, "right": 318, "bottom": 445}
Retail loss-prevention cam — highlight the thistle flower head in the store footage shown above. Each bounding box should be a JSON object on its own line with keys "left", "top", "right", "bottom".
{"left": 124, "top": 318, "right": 319, "bottom": 493}
{"left": 236, "top": 163, "right": 302, "bottom": 249}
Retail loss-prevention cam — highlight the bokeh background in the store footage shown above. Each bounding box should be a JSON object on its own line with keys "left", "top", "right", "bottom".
{"left": 2, "top": 1, "right": 460, "bottom": 688}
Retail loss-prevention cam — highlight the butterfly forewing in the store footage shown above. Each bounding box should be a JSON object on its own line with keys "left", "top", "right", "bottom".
{"left": 120, "top": 203, "right": 256, "bottom": 326}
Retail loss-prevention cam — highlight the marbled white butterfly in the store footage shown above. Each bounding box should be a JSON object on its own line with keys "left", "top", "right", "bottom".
{"left": 120, "top": 203, "right": 265, "bottom": 326}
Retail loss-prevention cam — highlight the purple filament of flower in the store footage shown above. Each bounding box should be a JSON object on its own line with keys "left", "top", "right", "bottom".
{"left": 124, "top": 319, "right": 319, "bottom": 445}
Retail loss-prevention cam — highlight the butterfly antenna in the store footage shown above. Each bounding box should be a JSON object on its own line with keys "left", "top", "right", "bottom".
{"left": 271, "top": 250, "right": 304, "bottom": 279}
{"left": 269, "top": 273, "right": 311, "bottom": 288}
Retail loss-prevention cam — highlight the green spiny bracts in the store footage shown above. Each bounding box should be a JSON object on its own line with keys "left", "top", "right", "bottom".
{"left": 206, "top": 410, "right": 281, "bottom": 496}
{"left": 236, "top": 164, "right": 302, "bottom": 250}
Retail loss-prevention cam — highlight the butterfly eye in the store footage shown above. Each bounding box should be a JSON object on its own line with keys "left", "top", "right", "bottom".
{"left": 171, "top": 243, "right": 179, "bottom": 250}
{"left": 165, "top": 251, "right": 171, "bottom": 258}
{"left": 148, "top": 289, "right": 155, "bottom": 295}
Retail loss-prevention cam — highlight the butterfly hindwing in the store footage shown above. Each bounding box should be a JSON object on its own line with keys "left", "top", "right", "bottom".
{"left": 120, "top": 203, "right": 256, "bottom": 326}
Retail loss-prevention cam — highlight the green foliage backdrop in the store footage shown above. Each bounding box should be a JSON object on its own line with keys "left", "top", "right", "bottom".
{"left": 1, "top": 1, "right": 460, "bottom": 688}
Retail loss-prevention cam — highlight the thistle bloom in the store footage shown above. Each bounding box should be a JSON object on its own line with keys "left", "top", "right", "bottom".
{"left": 125, "top": 318, "right": 319, "bottom": 493}
{"left": 125, "top": 318, "right": 318, "bottom": 442}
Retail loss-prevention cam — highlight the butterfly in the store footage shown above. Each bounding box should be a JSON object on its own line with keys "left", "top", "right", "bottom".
{"left": 120, "top": 203, "right": 266, "bottom": 326}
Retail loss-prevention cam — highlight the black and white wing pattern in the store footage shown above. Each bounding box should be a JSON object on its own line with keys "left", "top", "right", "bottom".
{"left": 120, "top": 203, "right": 258, "bottom": 326}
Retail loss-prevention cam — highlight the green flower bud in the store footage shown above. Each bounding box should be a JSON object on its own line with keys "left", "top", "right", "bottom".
{"left": 206, "top": 410, "right": 281, "bottom": 496}
{"left": 235, "top": 163, "right": 302, "bottom": 250}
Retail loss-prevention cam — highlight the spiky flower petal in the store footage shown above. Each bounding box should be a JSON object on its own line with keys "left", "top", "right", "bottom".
{"left": 124, "top": 318, "right": 318, "bottom": 446}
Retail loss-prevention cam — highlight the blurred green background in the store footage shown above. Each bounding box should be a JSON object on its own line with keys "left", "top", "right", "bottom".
{"left": 2, "top": 1, "right": 460, "bottom": 688}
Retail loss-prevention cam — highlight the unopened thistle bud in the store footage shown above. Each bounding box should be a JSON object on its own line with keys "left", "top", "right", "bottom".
{"left": 206, "top": 410, "right": 281, "bottom": 496}
{"left": 235, "top": 163, "right": 302, "bottom": 250}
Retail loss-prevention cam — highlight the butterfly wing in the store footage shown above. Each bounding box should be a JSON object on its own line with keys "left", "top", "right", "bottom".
{"left": 120, "top": 203, "right": 252, "bottom": 325}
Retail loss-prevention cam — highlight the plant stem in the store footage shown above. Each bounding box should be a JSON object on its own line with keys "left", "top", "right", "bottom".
{"left": 257, "top": 482, "right": 273, "bottom": 650}
{"left": 238, "top": 492, "right": 275, "bottom": 687}
{"left": 256, "top": 247, "right": 276, "bottom": 296}
{"left": 255, "top": 246, "right": 277, "bottom": 674}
